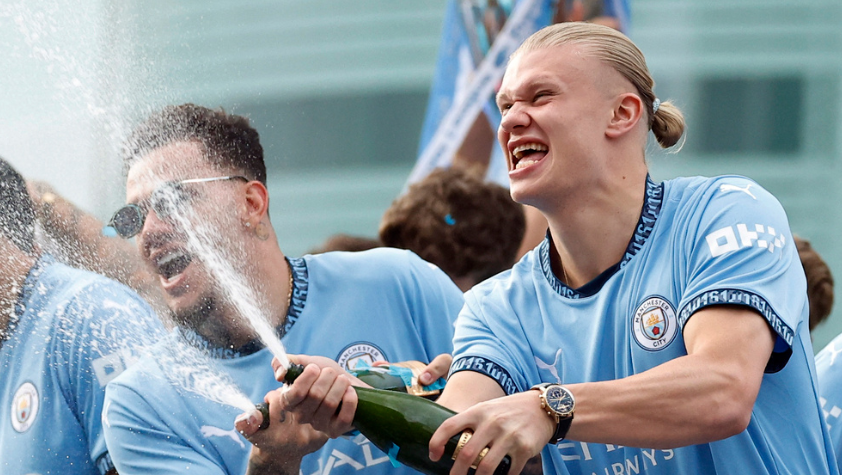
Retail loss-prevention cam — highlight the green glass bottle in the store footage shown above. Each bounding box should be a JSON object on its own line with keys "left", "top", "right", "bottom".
{"left": 350, "top": 360, "right": 445, "bottom": 399}
{"left": 260, "top": 363, "right": 510, "bottom": 475}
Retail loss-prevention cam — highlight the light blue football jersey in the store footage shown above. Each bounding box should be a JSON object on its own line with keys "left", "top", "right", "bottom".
{"left": 103, "top": 248, "right": 464, "bottom": 475}
{"left": 0, "top": 255, "right": 163, "bottom": 475}
{"left": 816, "top": 334, "right": 842, "bottom": 474}
{"left": 451, "top": 176, "right": 837, "bottom": 475}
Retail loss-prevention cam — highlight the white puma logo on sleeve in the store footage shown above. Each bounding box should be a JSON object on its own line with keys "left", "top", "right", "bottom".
{"left": 201, "top": 425, "right": 245, "bottom": 449}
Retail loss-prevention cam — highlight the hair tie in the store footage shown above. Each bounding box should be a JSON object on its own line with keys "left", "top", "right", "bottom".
{"left": 652, "top": 98, "right": 661, "bottom": 114}
{"left": 444, "top": 214, "right": 456, "bottom": 226}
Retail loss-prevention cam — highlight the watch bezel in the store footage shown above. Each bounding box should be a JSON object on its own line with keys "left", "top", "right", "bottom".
{"left": 544, "top": 385, "right": 575, "bottom": 418}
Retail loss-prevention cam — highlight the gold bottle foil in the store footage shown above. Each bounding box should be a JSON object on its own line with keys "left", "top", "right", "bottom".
{"left": 390, "top": 360, "right": 442, "bottom": 398}
{"left": 451, "top": 430, "right": 489, "bottom": 469}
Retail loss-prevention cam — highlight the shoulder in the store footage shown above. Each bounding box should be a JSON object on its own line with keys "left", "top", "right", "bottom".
{"left": 306, "top": 248, "right": 452, "bottom": 283}
{"left": 42, "top": 260, "right": 153, "bottom": 312}
{"left": 665, "top": 175, "right": 781, "bottom": 211}
{"left": 466, "top": 252, "right": 536, "bottom": 307}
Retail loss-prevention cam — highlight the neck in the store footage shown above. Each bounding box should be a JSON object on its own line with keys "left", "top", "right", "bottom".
{"left": 0, "top": 245, "right": 37, "bottom": 338}
{"left": 545, "top": 169, "right": 648, "bottom": 288}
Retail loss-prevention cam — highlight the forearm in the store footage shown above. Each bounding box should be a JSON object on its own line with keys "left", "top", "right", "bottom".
{"left": 567, "top": 352, "right": 756, "bottom": 448}
{"left": 33, "top": 187, "right": 165, "bottom": 310}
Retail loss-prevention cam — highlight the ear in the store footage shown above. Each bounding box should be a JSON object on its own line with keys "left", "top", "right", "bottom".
{"left": 240, "top": 180, "right": 270, "bottom": 225}
{"left": 605, "top": 93, "right": 644, "bottom": 139}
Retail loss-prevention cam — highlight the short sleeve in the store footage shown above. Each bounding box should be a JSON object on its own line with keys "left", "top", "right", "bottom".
{"left": 676, "top": 177, "right": 807, "bottom": 372}
{"left": 449, "top": 283, "right": 530, "bottom": 395}
{"left": 57, "top": 281, "right": 163, "bottom": 474}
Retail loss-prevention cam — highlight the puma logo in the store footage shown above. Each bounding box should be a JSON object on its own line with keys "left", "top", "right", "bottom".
{"left": 719, "top": 183, "right": 756, "bottom": 200}
{"left": 201, "top": 425, "right": 245, "bottom": 449}
{"left": 534, "top": 349, "right": 563, "bottom": 383}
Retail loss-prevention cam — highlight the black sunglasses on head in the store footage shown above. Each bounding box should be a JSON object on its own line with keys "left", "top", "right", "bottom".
{"left": 106, "top": 175, "right": 249, "bottom": 238}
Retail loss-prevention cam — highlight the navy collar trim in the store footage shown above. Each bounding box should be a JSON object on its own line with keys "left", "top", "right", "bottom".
{"left": 540, "top": 175, "right": 664, "bottom": 299}
{"left": 179, "top": 257, "right": 309, "bottom": 359}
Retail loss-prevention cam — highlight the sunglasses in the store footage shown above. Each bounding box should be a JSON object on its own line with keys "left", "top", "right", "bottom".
{"left": 106, "top": 175, "right": 249, "bottom": 238}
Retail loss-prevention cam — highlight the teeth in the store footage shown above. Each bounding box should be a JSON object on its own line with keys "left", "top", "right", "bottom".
{"left": 512, "top": 142, "right": 548, "bottom": 159}
{"left": 516, "top": 159, "right": 540, "bottom": 170}
{"left": 155, "top": 249, "right": 192, "bottom": 280}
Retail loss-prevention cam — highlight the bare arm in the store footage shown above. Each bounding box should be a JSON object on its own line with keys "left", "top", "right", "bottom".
{"left": 27, "top": 181, "right": 166, "bottom": 312}
{"left": 430, "top": 306, "right": 777, "bottom": 475}
{"left": 567, "top": 305, "right": 775, "bottom": 447}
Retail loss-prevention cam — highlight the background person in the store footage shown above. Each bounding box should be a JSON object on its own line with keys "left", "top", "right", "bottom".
{"left": 0, "top": 157, "right": 163, "bottom": 475}
{"left": 100, "top": 104, "right": 465, "bottom": 475}
{"left": 379, "top": 166, "right": 525, "bottom": 291}
{"left": 795, "top": 236, "right": 835, "bottom": 333}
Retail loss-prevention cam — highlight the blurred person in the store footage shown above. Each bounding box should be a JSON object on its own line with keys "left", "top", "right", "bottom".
{"left": 794, "top": 236, "right": 834, "bottom": 332}
{"left": 379, "top": 166, "right": 525, "bottom": 291}
{"left": 276, "top": 22, "right": 836, "bottom": 475}
{"left": 0, "top": 157, "right": 162, "bottom": 474}
{"left": 27, "top": 179, "right": 167, "bottom": 314}
{"left": 100, "top": 104, "right": 465, "bottom": 475}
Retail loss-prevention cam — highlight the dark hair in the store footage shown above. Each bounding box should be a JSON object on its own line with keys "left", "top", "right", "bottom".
{"left": 795, "top": 236, "right": 834, "bottom": 332}
{"left": 379, "top": 166, "right": 525, "bottom": 285}
{"left": 123, "top": 104, "right": 266, "bottom": 184}
{"left": 0, "top": 158, "right": 36, "bottom": 255}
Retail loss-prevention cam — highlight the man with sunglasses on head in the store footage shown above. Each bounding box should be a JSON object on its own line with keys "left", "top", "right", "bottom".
{"left": 0, "top": 157, "right": 163, "bottom": 475}
{"left": 101, "top": 103, "right": 464, "bottom": 475}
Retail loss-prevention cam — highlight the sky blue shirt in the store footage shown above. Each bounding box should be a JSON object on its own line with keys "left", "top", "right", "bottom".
{"left": 103, "top": 248, "right": 464, "bottom": 475}
{"left": 0, "top": 255, "right": 162, "bottom": 474}
{"left": 451, "top": 176, "right": 836, "bottom": 475}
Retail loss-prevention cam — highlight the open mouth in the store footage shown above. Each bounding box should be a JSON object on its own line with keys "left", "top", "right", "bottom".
{"left": 512, "top": 143, "right": 548, "bottom": 170}
{"left": 155, "top": 249, "right": 193, "bottom": 281}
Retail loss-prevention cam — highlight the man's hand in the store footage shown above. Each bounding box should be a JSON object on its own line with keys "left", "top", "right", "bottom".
{"left": 429, "top": 371, "right": 539, "bottom": 475}
{"left": 272, "top": 355, "right": 359, "bottom": 438}
{"left": 236, "top": 388, "right": 328, "bottom": 475}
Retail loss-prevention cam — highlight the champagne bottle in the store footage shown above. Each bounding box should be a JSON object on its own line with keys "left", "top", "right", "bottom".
{"left": 260, "top": 363, "right": 510, "bottom": 475}
{"left": 350, "top": 360, "right": 445, "bottom": 399}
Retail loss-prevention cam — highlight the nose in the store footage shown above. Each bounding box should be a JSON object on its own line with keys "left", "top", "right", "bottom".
{"left": 499, "top": 102, "right": 531, "bottom": 132}
{"left": 137, "top": 206, "right": 174, "bottom": 251}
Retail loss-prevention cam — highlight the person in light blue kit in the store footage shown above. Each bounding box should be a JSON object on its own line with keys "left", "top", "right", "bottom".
{"left": 101, "top": 104, "right": 464, "bottom": 475}
{"left": 817, "top": 335, "right": 842, "bottom": 474}
{"left": 0, "top": 157, "right": 163, "bottom": 474}
{"left": 279, "top": 22, "right": 838, "bottom": 475}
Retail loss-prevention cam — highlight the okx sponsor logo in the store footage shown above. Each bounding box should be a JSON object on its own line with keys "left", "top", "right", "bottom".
{"left": 706, "top": 223, "right": 786, "bottom": 258}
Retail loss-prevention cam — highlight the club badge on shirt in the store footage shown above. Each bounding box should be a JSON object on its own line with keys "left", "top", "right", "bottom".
{"left": 337, "top": 342, "right": 386, "bottom": 371}
{"left": 11, "top": 382, "right": 39, "bottom": 433}
{"left": 632, "top": 296, "right": 678, "bottom": 351}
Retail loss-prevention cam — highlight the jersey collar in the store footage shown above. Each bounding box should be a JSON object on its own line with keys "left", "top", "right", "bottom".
{"left": 540, "top": 175, "right": 664, "bottom": 299}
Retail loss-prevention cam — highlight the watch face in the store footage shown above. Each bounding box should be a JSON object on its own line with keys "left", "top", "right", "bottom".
{"left": 546, "top": 386, "right": 574, "bottom": 417}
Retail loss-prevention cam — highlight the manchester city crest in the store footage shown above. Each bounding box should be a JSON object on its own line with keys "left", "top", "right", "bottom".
{"left": 632, "top": 296, "right": 678, "bottom": 351}
{"left": 337, "top": 342, "right": 386, "bottom": 370}
{"left": 11, "top": 382, "right": 39, "bottom": 433}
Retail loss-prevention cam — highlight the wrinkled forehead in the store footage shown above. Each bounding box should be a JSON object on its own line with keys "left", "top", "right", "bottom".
{"left": 125, "top": 141, "right": 215, "bottom": 203}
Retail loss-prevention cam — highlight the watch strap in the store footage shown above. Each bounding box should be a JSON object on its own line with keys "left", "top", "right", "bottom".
{"left": 551, "top": 413, "right": 573, "bottom": 444}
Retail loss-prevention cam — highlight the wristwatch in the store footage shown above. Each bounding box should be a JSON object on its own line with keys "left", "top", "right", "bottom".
{"left": 531, "top": 382, "right": 575, "bottom": 444}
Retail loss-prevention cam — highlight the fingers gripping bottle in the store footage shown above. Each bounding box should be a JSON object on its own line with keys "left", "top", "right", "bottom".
{"left": 259, "top": 363, "right": 511, "bottom": 475}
